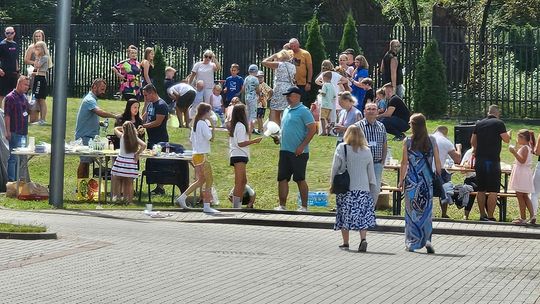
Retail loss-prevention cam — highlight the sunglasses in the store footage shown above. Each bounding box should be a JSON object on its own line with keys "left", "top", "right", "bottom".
{"left": 204, "top": 55, "right": 212, "bottom": 59}
{"left": 5, "top": 32, "right": 14, "bottom": 35}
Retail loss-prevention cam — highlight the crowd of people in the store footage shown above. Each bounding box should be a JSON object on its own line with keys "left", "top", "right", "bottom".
{"left": 1, "top": 27, "right": 540, "bottom": 254}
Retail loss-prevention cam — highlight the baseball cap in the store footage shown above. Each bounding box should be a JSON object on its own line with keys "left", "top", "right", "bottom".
{"left": 248, "top": 64, "right": 258, "bottom": 73}
{"left": 282, "top": 86, "right": 302, "bottom": 95}
{"left": 257, "top": 71, "right": 264, "bottom": 77}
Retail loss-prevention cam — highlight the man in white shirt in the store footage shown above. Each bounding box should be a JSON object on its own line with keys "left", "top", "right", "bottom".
{"left": 433, "top": 126, "right": 462, "bottom": 218}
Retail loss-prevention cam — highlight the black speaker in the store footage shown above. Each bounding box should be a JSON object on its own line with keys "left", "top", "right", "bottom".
{"left": 454, "top": 123, "right": 476, "bottom": 153}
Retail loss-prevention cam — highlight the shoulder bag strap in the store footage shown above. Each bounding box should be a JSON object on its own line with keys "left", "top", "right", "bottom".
{"left": 285, "top": 62, "right": 295, "bottom": 85}
{"left": 343, "top": 144, "right": 348, "bottom": 170}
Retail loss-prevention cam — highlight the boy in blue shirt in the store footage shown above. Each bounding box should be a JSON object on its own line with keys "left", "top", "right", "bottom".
{"left": 223, "top": 63, "right": 243, "bottom": 108}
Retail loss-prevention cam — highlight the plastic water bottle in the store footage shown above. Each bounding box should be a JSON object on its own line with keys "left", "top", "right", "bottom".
{"left": 21, "top": 136, "right": 27, "bottom": 148}
{"left": 88, "top": 138, "right": 94, "bottom": 150}
{"left": 385, "top": 147, "right": 393, "bottom": 165}
{"left": 444, "top": 158, "right": 450, "bottom": 168}
{"left": 101, "top": 118, "right": 109, "bottom": 136}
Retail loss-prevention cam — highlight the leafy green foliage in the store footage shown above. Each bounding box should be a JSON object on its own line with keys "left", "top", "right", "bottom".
{"left": 491, "top": 0, "right": 540, "bottom": 28}
{"left": 508, "top": 25, "right": 540, "bottom": 73}
{"left": 304, "top": 14, "right": 327, "bottom": 105}
{"left": 339, "top": 11, "right": 362, "bottom": 55}
{"left": 413, "top": 39, "right": 449, "bottom": 118}
{"left": 151, "top": 47, "right": 167, "bottom": 98}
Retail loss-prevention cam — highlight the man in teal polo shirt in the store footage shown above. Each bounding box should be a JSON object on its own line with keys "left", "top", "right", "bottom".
{"left": 274, "top": 86, "right": 316, "bottom": 212}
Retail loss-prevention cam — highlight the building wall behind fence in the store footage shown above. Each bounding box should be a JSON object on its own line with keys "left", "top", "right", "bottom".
{"left": 5, "top": 23, "right": 540, "bottom": 118}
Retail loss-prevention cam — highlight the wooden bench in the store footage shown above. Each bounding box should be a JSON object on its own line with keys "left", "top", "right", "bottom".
{"left": 379, "top": 186, "right": 517, "bottom": 222}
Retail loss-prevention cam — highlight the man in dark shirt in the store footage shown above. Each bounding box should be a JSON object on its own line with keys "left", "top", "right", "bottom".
{"left": 141, "top": 83, "right": 169, "bottom": 195}
{"left": 4, "top": 76, "right": 29, "bottom": 181}
{"left": 0, "top": 27, "right": 19, "bottom": 109}
{"left": 471, "top": 105, "right": 511, "bottom": 221}
{"left": 379, "top": 39, "right": 404, "bottom": 98}
{"left": 378, "top": 83, "right": 410, "bottom": 141}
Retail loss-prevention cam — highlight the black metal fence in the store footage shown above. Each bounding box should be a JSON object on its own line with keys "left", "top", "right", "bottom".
{"left": 5, "top": 23, "right": 540, "bottom": 118}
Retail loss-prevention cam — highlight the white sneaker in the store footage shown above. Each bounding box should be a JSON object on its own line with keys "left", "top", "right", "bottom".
{"left": 297, "top": 206, "right": 308, "bottom": 212}
{"left": 175, "top": 196, "right": 188, "bottom": 209}
{"left": 203, "top": 206, "right": 220, "bottom": 213}
{"left": 274, "top": 205, "right": 286, "bottom": 211}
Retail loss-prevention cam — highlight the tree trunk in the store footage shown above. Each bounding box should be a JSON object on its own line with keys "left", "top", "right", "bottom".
{"left": 410, "top": 0, "right": 421, "bottom": 28}
{"left": 478, "top": 0, "right": 492, "bottom": 59}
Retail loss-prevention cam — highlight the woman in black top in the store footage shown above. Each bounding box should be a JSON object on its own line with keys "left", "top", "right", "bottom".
{"left": 140, "top": 47, "right": 155, "bottom": 87}
{"left": 114, "top": 98, "right": 145, "bottom": 147}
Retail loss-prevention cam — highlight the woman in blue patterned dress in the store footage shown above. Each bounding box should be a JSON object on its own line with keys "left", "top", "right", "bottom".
{"left": 331, "top": 125, "right": 378, "bottom": 252}
{"left": 399, "top": 113, "right": 441, "bottom": 253}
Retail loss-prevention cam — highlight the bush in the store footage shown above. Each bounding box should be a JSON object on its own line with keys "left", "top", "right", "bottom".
{"left": 339, "top": 11, "right": 362, "bottom": 55}
{"left": 151, "top": 46, "right": 167, "bottom": 98}
{"left": 413, "top": 39, "right": 449, "bottom": 118}
{"left": 509, "top": 25, "right": 540, "bottom": 73}
{"left": 304, "top": 14, "right": 327, "bottom": 106}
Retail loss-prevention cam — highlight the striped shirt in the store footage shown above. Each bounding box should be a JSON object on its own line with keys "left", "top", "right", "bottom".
{"left": 355, "top": 118, "right": 387, "bottom": 163}
{"left": 4, "top": 90, "right": 28, "bottom": 135}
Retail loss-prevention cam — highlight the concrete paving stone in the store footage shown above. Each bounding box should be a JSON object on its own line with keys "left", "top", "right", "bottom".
{"left": 0, "top": 209, "right": 539, "bottom": 303}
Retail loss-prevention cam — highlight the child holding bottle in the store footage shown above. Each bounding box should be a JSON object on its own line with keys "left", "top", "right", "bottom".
{"left": 176, "top": 103, "right": 219, "bottom": 213}
{"left": 509, "top": 129, "right": 536, "bottom": 225}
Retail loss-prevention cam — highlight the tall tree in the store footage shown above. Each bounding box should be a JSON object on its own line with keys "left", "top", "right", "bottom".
{"left": 413, "top": 39, "right": 448, "bottom": 118}
{"left": 339, "top": 11, "right": 362, "bottom": 55}
{"left": 151, "top": 46, "right": 167, "bottom": 98}
{"left": 304, "top": 13, "right": 326, "bottom": 106}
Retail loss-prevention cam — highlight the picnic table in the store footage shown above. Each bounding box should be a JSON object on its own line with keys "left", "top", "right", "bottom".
{"left": 383, "top": 164, "right": 514, "bottom": 221}
{"left": 12, "top": 148, "right": 192, "bottom": 202}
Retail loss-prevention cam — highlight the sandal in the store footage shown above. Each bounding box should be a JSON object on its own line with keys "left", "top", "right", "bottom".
{"left": 338, "top": 244, "right": 349, "bottom": 250}
{"left": 528, "top": 218, "right": 537, "bottom": 225}
{"left": 512, "top": 218, "right": 527, "bottom": 226}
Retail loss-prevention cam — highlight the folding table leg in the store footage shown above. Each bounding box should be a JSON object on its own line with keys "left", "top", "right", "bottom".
{"left": 138, "top": 175, "right": 144, "bottom": 204}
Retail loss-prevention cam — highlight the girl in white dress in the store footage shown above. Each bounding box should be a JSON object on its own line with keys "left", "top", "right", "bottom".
{"left": 111, "top": 121, "right": 146, "bottom": 204}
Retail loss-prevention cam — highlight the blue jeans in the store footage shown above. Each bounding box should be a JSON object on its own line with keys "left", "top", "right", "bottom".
{"left": 373, "top": 162, "right": 384, "bottom": 190}
{"left": 379, "top": 116, "right": 409, "bottom": 136}
{"left": 7, "top": 133, "right": 27, "bottom": 181}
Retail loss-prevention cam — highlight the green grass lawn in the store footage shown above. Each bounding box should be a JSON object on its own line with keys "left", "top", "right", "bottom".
{"left": 0, "top": 222, "right": 47, "bottom": 233}
{"left": 1, "top": 97, "right": 537, "bottom": 222}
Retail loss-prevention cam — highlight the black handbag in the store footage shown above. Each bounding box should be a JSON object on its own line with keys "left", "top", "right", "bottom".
{"left": 432, "top": 172, "right": 445, "bottom": 197}
{"left": 332, "top": 144, "right": 350, "bottom": 194}
{"left": 425, "top": 139, "right": 445, "bottom": 197}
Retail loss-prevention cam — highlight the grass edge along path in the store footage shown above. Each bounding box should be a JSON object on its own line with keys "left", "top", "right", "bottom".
{"left": 0, "top": 222, "right": 47, "bottom": 233}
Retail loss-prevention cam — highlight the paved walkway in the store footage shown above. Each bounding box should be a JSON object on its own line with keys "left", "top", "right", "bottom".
{"left": 0, "top": 209, "right": 539, "bottom": 303}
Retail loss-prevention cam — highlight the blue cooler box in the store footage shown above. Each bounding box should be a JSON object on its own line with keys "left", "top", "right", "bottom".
{"left": 298, "top": 191, "right": 329, "bottom": 207}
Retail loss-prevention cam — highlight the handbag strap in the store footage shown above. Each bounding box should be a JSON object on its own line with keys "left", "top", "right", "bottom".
{"left": 343, "top": 144, "right": 348, "bottom": 170}
{"left": 285, "top": 62, "right": 295, "bottom": 85}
